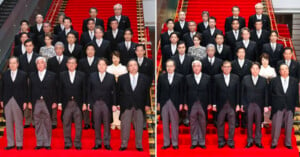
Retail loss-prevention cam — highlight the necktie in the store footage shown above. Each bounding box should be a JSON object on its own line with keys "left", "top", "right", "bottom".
{"left": 284, "top": 79, "right": 288, "bottom": 93}
{"left": 90, "top": 31, "right": 94, "bottom": 40}
{"left": 126, "top": 42, "right": 130, "bottom": 50}
{"left": 11, "top": 71, "right": 15, "bottom": 82}
{"left": 58, "top": 56, "right": 61, "bottom": 64}
{"left": 218, "top": 45, "right": 222, "bottom": 53}
{"left": 209, "top": 58, "right": 213, "bottom": 65}
{"left": 100, "top": 74, "right": 104, "bottom": 82}
{"left": 131, "top": 75, "right": 136, "bottom": 90}
{"left": 234, "top": 30, "right": 238, "bottom": 40}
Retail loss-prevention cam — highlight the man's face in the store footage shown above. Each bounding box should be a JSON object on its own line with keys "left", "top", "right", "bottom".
{"left": 222, "top": 63, "right": 232, "bottom": 74}
{"left": 90, "top": 9, "right": 98, "bottom": 18}
{"left": 86, "top": 46, "right": 95, "bottom": 57}
{"left": 128, "top": 61, "right": 138, "bottom": 74}
{"left": 43, "top": 23, "right": 51, "bottom": 33}
{"left": 179, "top": 12, "right": 186, "bottom": 21}
{"left": 206, "top": 47, "right": 215, "bottom": 57}
{"left": 55, "top": 45, "right": 64, "bottom": 56}
{"left": 111, "top": 21, "right": 119, "bottom": 30}
{"left": 67, "top": 34, "right": 76, "bottom": 44}
{"left": 255, "top": 22, "right": 263, "bottom": 30}
{"left": 135, "top": 46, "right": 145, "bottom": 58}
{"left": 242, "top": 30, "right": 250, "bottom": 40}
{"left": 283, "top": 50, "right": 292, "bottom": 60}
{"left": 202, "top": 14, "right": 209, "bottom": 22}
{"left": 114, "top": 6, "right": 122, "bottom": 16}
{"left": 97, "top": 60, "right": 107, "bottom": 73}
{"left": 232, "top": 7, "right": 240, "bottom": 16}
{"left": 67, "top": 59, "right": 77, "bottom": 71}
{"left": 188, "top": 22, "right": 196, "bottom": 32}
{"left": 124, "top": 31, "right": 132, "bottom": 41}
{"left": 208, "top": 19, "right": 216, "bottom": 28}
{"left": 170, "top": 34, "right": 179, "bottom": 43}
{"left": 64, "top": 19, "right": 72, "bottom": 29}
{"left": 177, "top": 44, "right": 186, "bottom": 54}
{"left": 192, "top": 62, "right": 202, "bottom": 74}
{"left": 256, "top": 6, "right": 264, "bottom": 15}
{"left": 36, "top": 15, "right": 43, "bottom": 24}
{"left": 279, "top": 64, "right": 289, "bottom": 77}
{"left": 20, "top": 34, "right": 29, "bottom": 43}
{"left": 232, "top": 20, "right": 240, "bottom": 30}
{"left": 9, "top": 58, "right": 19, "bottom": 70}
{"left": 237, "top": 49, "right": 246, "bottom": 59}
{"left": 270, "top": 32, "right": 278, "bottom": 42}
{"left": 95, "top": 29, "right": 104, "bottom": 39}
{"left": 215, "top": 35, "right": 224, "bottom": 45}
{"left": 25, "top": 42, "right": 34, "bottom": 53}
{"left": 166, "top": 61, "right": 175, "bottom": 74}
{"left": 251, "top": 64, "right": 260, "bottom": 76}
{"left": 36, "top": 59, "right": 46, "bottom": 71}
{"left": 87, "top": 20, "right": 95, "bottom": 30}
{"left": 167, "top": 21, "right": 174, "bottom": 30}
{"left": 21, "top": 22, "right": 29, "bottom": 31}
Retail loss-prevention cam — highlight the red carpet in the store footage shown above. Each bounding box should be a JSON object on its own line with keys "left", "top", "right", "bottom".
{"left": 0, "top": 111, "right": 150, "bottom": 157}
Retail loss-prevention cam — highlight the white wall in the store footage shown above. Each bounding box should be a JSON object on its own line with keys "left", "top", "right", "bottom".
{"left": 143, "top": 0, "right": 155, "bottom": 27}
{"left": 273, "top": 0, "right": 300, "bottom": 13}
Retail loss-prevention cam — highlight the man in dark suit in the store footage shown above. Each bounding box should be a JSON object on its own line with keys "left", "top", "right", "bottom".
{"left": 82, "top": 7, "right": 104, "bottom": 32}
{"left": 185, "top": 60, "right": 211, "bottom": 149}
{"left": 135, "top": 44, "right": 154, "bottom": 80}
{"left": 171, "top": 41, "right": 194, "bottom": 76}
{"left": 241, "top": 62, "right": 268, "bottom": 148}
{"left": 276, "top": 47, "right": 300, "bottom": 80}
{"left": 58, "top": 57, "right": 85, "bottom": 150}
{"left": 174, "top": 11, "right": 189, "bottom": 39}
{"left": 80, "top": 18, "right": 95, "bottom": 47}
{"left": 118, "top": 59, "right": 151, "bottom": 151}
{"left": 270, "top": 64, "right": 299, "bottom": 149}
{"left": 18, "top": 39, "right": 39, "bottom": 128}
{"left": 182, "top": 21, "right": 197, "bottom": 48}
{"left": 14, "top": 20, "right": 34, "bottom": 46}
{"left": 14, "top": 32, "right": 29, "bottom": 57}
{"left": 236, "top": 27, "right": 258, "bottom": 61}
{"left": 64, "top": 32, "right": 83, "bottom": 60}
{"left": 262, "top": 31, "right": 284, "bottom": 67}
{"left": 213, "top": 61, "right": 240, "bottom": 149}
{"left": 202, "top": 17, "right": 223, "bottom": 46}
{"left": 107, "top": 3, "right": 131, "bottom": 30}
{"left": 248, "top": 3, "right": 271, "bottom": 31}
{"left": 1, "top": 57, "right": 28, "bottom": 150}
{"left": 225, "top": 6, "right": 246, "bottom": 32}
{"left": 28, "top": 57, "right": 57, "bottom": 150}
{"left": 250, "top": 20, "right": 270, "bottom": 56}
{"left": 197, "top": 11, "right": 209, "bottom": 34}
{"left": 78, "top": 43, "right": 99, "bottom": 129}
{"left": 30, "top": 14, "right": 44, "bottom": 45}
{"left": 104, "top": 19, "right": 124, "bottom": 51}
{"left": 215, "top": 33, "right": 232, "bottom": 61}
{"left": 118, "top": 28, "right": 137, "bottom": 65}
{"left": 91, "top": 26, "right": 111, "bottom": 60}
{"left": 53, "top": 13, "right": 65, "bottom": 35}
{"left": 160, "top": 19, "right": 175, "bottom": 49}
{"left": 58, "top": 17, "right": 79, "bottom": 45}
{"left": 225, "top": 19, "right": 242, "bottom": 54}
{"left": 158, "top": 59, "right": 184, "bottom": 150}
{"left": 162, "top": 32, "right": 179, "bottom": 71}
{"left": 88, "top": 58, "right": 116, "bottom": 150}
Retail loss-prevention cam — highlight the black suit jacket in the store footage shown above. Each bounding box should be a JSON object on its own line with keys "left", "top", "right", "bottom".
{"left": 29, "top": 71, "right": 57, "bottom": 114}
{"left": 47, "top": 56, "right": 68, "bottom": 79}
{"left": 90, "top": 39, "right": 111, "bottom": 60}
{"left": 18, "top": 53, "right": 39, "bottom": 74}
{"left": 197, "top": 22, "right": 208, "bottom": 33}
{"left": 262, "top": 43, "right": 284, "bottom": 67}
{"left": 225, "top": 30, "right": 242, "bottom": 53}
{"left": 182, "top": 32, "right": 194, "bottom": 48}
{"left": 1, "top": 70, "right": 28, "bottom": 110}
{"left": 162, "top": 44, "right": 178, "bottom": 71}
{"left": 117, "top": 73, "right": 151, "bottom": 114}
{"left": 214, "top": 44, "right": 232, "bottom": 61}
{"left": 104, "top": 30, "right": 124, "bottom": 50}
{"left": 269, "top": 76, "right": 299, "bottom": 117}
{"left": 276, "top": 60, "right": 300, "bottom": 80}
{"left": 30, "top": 24, "right": 44, "bottom": 44}
{"left": 13, "top": 44, "right": 25, "bottom": 57}
{"left": 235, "top": 41, "right": 258, "bottom": 61}
{"left": 14, "top": 32, "right": 34, "bottom": 46}
{"left": 174, "top": 21, "right": 189, "bottom": 39}
{"left": 157, "top": 72, "right": 184, "bottom": 112}
{"left": 53, "top": 24, "right": 64, "bottom": 35}
{"left": 137, "top": 57, "right": 154, "bottom": 80}
{"left": 63, "top": 44, "right": 83, "bottom": 60}
{"left": 80, "top": 31, "right": 94, "bottom": 47}
{"left": 213, "top": 73, "right": 240, "bottom": 111}
{"left": 241, "top": 75, "right": 268, "bottom": 109}
{"left": 231, "top": 59, "right": 252, "bottom": 81}
{"left": 59, "top": 71, "right": 86, "bottom": 110}
{"left": 224, "top": 16, "right": 246, "bottom": 32}
{"left": 118, "top": 41, "right": 137, "bottom": 65}
{"left": 82, "top": 18, "right": 104, "bottom": 32}
{"left": 160, "top": 32, "right": 171, "bottom": 49}
{"left": 201, "top": 57, "right": 223, "bottom": 76}
{"left": 78, "top": 57, "right": 99, "bottom": 80}
{"left": 107, "top": 15, "right": 131, "bottom": 30}
{"left": 171, "top": 54, "right": 194, "bottom": 76}
{"left": 248, "top": 14, "right": 271, "bottom": 31}
{"left": 184, "top": 73, "right": 211, "bottom": 114}
{"left": 202, "top": 28, "right": 223, "bottom": 46}
{"left": 58, "top": 29, "right": 79, "bottom": 45}
{"left": 250, "top": 30, "right": 270, "bottom": 55}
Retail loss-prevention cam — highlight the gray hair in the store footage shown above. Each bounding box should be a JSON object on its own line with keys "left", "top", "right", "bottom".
{"left": 206, "top": 44, "right": 215, "bottom": 50}
{"left": 35, "top": 56, "right": 47, "bottom": 66}
{"left": 192, "top": 60, "right": 202, "bottom": 67}
{"left": 55, "top": 41, "right": 65, "bottom": 49}
{"left": 202, "top": 11, "right": 209, "bottom": 16}
{"left": 179, "top": 11, "right": 186, "bottom": 16}
{"left": 255, "top": 3, "right": 263, "bottom": 8}
{"left": 114, "top": 3, "right": 122, "bottom": 10}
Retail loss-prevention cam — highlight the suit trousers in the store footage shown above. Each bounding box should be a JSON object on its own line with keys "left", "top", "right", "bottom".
{"left": 271, "top": 109, "right": 293, "bottom": 146}
{"left": 217, "top": 103, "right": 235, "bottom": 146}
{"left": 93, "top": 100, "right": 111, "bottom": 146}
{"left": 51, "top": 107, "right": 57, "bottom": 126}
{"left": 246, "top": 103, "right": 262, "bottom": 144}
{"left": 190, "top": 101, "right": 206, "bottom": 146}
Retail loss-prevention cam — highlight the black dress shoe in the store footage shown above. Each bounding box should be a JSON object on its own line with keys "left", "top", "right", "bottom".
{"left": 136, "top": 148, "right": 143, "bottom": 151}
{"left": 172, "top": 145, "right": 179, "bottom": 149}
{"left": 104, "top": 145, "right": 112, "bottom": 150}
{"left": 45, "top": 146, "right": 51, "bottom": 150}
{"left": 119, "top": 147, "right": 127, "bottom": 151}
{"left": 16, "top": 146, "right": 23, "bottom": 150}
{"left": 4, "top": 146, "right": 15, "bottom": 150}
{"left": 52, "top": 125, "right": 57, "bottom": 129}
{"left": 24, "top": 125, "right": 30, "bottom": 128}
{"left": 64, "top": 146, "right": 71, "bottom": 150}
{"left": 228, "top": 145, "right": 235, "bottom": 149}
{"left": 161, "top": 145, "right": 170, "bottom": 149}
{"left": 255, "top": 143, "right": 263, "bottom": 148}
{"left": 75, "top": 147, "right": 81, "bottom": 150}
{"left": 245, "top": 143, "right": 253, "bottom": 148}
{"left": 84, "top": 124, "right": 90, "bottom": 130}
{"left": 218, "top": 144, "right": 225, "bottom": 148}
{"left": 35, "top": 146, "right": 43, "bottom": 150}
{"left": 199, "top": 145, "right": 206, "bottom": 149}
{"left": 285, "top": 145, "right": 293, "bottom": 149}
{"left": 270, "top": 145, "right": 277, "bottom": 149}
{"left": 92, "top": 145, "right": 101, "bottom": 150}
{"left": 190, "top": 145, "right": 197, "bottom": 149}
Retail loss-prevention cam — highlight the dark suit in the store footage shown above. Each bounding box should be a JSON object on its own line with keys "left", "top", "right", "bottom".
{"left": 82, "top": 18, "right": 104, "bottom": 32}
{"left": 250, "top": 30, "right": 270, "bottom": 56}
{"left": 107, "top": 15, "right": 131, "bottom": 31}
{"left": 262, "top": 43, "right": 284, "bottom": 67}
{"left": 224, "top": 16, "right": 246, "bottom": 32}
{"left": 231, "top": 59, "right": 252, "bottom": 82}
{"left": 241, "top": 75, "right": 268, "bottom": 144}
{"left": 80, "top": 31, "right": 94, "bottom": 47}
{"left": 171, "top": 54, "right": 194, "bottom": 76}
{"left": 235, "top": 41, "right": 258, "bottom": 61}
{"left": 214, "top": 44, "right": 232, "bottom": 61}
{"left": 30, "top": 24, "right": 44, "bottom": 45}
{"left": 53, "top": 24, "right": 64, "bottom": 35}
{"left": 58, "top": 29, "right": 79, "bottom": 45}
{"left": 269, "top": 76, "right": 299, "bottom": 146}
{"left": 90, "top": 39, "right": 111, "bottom": 60}
{"left": 201, "top": 57, "right": 223, "bottom": 76}
{"left": 13, "top": 44, "right": 26, "bottom": 57}
{"left": 162, "top": 44, "right": 178, "bottom": 71}
{"left": 137, "top": 57, "right": 154, "bottom": 80}
{"left": 160, "top": 32, "right": 171, "bottom": 50}
{"left": 197, "top": 22, "right": 208, "bottom": 34}
{"left": 225, "top": 30, "right": 242, "bottom": 54}
{"left": 63, "top": 44, "right": 83, "bottom": 60}
{"left": 174, "top": 21, "right": 189, "bottom": 39}
{"left": 248, "top": 14, "right": 271, "bottom": 31}
{"left": 118, "top": 41, "right": 137, "bottom": 65}
{"left": 276, "top": 60, "right": 300, "bottom": 80}
{"left": 182, "top": 32, "right": 195, "bottom": 48}
{"left": 47, "top": 55, "right": 68, "bottom": 79}
{"left": 104, "top": 30, "right": 124, "bottom": 51}
{"left": 157, "top": 72, "right": 184, "bottom": 146}
{"left": 14, "top": 32, "right": 34, "bottom": 46}
{"left": 202, "top": 28, "right": 223, "bottom": 46}
{"left": 18, "top": 53, "right": 39, "bottom": 74}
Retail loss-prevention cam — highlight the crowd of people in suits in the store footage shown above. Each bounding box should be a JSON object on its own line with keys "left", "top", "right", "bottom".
{"left": 1, "top": 3, "right": 154, "bottom": 151}
{"left": 158, "top": 2, "right": 299, "bottom": 150}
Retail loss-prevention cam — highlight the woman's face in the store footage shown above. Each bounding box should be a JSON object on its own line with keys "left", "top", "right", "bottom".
{"left": 112, "top": 55, "right": 120, "bottom": 65}
{"left": 261, "top": 58, "right": 269, "bottom": 66}
{"left": 193, "top": 37, "right": 200, "bottom": 45}
{"left": 45, "top": 36, "right": 52, "bottom": 45}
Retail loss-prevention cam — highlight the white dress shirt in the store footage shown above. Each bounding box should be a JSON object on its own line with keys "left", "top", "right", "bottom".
{"left": 281, "top": 76, "right": 289, "bottom": 93}
{"left": 87, "top": 56, "right": 94, "bottom": 66}
{"left": 130, "top": 73, "right": 139, "bottom": 90}
{"left": 99, "top": 72, "right": 106, "bottom": 82}
{"left": 21, "top": 44, "right": 26, "bottom": 54}
{"left": 112, "top": 29, "right": 118, "bottom": 39}
{"left": 238, "top": 59, "right": 245, "bottom": 68}
{"left": 56, "top": 55, "right": 63, "bottom": 64}
{"left": 217, "top": 44, "right": 223, "bottom": 53}
{"left": 208, "top": 56, "right": 215, "bottom": 65}
{"left": 271, "top": 42, "right": 277, "bottom": 52}
{"left": 194, "top": 73, "right": 202, "bottom": 84}
{"left": 203, "top": 21, "right": 208, "bottom": 28}
{"left": 233, "top": 30, "right": 239, "bottom": 40}
{"left": 60, "top": 24, "right": 64, "bottom": 31}
{"left": 96, "top": 38, "right": 103, "bottom": 47}
{"left": 38, "top": 70, "right": 46, "bottom": 81}
{"left": 171, "top": 44, "right": 177, "bottom": 55}
{"left": 125, "top": 41, "right": 131, "bottom": 50}
{"left": 69, "top": 70, "right": 76, "bottom": 83}
{"left": 65, "top": 28, "right": 71, "bottom": 35}
{"left": 224, "top": 74, "right": 230, "bottom": 86}
{"left": 210, "top": 28, "right": 215, "bottom": 36}
{"left": 37, "top": 23, "right": 42, "bottom": 32}
{"left": 285, "top": 60, "right": 291, "bottom": 67}
{"left": 68, "top": 44, "right": 75, "bottom": 53}
{"left": 256, "top": 29, "right": 262, "bottom": 39}
{"left": 243, "top": 40, "right": 249, "bottom": 48}
{"left": 256, "top": 14, "right": 262, "bottom": 20}
{"left": 179, "top": 54, "right": 185, "bottom": 64}
{"left": 180, "top": 21, "right": 185, "bottom": 29}
{"left": 168, "top": 72, "right": 174, "bottom": 84}
{"left": 11, "top": 70, "right": 17, "bottom": 82}
{"left": 252, "top": 75, "right": 258, "bottom": 85}
{"left": 137, "top": 57, "right": 144, "bottom": 66}
{"left": 89, "top": 30, "right": 94, "bottom": 40}
{"left": 168, "top": 30, "right": 174, "bottom": 36}
{"left": 190, "top": 32, "right": 196, "bottom": 39}
{"left": 27, "top": 52, "right": 33, "bottom": 63}
{"left": 115, "top": 15, "right": 121, "bottom": 22}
